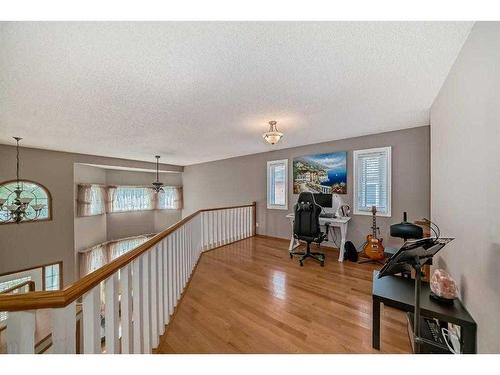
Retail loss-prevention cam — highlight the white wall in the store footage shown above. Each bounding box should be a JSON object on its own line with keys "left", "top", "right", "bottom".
{"left": 430, "top": 22, "right": 500, "bottom": 353}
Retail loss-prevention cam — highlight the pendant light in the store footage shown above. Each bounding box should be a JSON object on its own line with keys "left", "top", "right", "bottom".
{"left": 152, "top": 155, "right": 164, "bottom": 192}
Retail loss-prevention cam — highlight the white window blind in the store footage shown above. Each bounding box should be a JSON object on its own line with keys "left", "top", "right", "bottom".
{"left": 267, "top": 159, "right": 288, "bottom": 210}
{"left": 353, "top": 147, "right": 391, "bottom": 217}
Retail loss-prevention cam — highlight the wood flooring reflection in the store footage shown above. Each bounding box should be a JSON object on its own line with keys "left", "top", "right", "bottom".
{"left": 156, "top": 236, "right": 411, "bottom": 353}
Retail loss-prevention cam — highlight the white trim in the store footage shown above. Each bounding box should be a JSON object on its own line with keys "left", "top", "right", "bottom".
{"left": 353, "top": 146, "right": 392, "bottom": 217}
{"left": 267, "top": 159, "right": 288, "bottom": 210}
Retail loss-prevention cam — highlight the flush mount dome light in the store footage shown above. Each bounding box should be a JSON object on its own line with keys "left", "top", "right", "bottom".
{"left": 262, "top": 120, "right": 283, "bottom": 145}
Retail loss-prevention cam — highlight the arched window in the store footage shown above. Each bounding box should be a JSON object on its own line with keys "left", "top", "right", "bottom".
{"left": 0, "top": 180, "right": 52, "bottom": 224}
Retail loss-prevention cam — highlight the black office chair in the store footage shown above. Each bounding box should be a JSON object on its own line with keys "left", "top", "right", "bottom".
{"left": 290, "top": 192, "right": 328, "bottom": 267}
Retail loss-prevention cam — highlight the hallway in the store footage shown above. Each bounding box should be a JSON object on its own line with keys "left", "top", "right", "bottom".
{"left": 156, "top": 236, "right": 411, "bottom": 353}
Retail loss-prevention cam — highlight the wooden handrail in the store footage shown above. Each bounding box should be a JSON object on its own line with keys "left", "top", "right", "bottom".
{"left": 0, "top": 280, "right": 36, "bottom": 295}
{"left": 0, "top": 202, "right": 256, "bottom": 312}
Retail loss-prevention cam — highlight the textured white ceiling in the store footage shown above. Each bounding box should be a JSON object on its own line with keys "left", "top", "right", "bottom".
{"left": 0, "top": 22, "right": 472, "bottom": 165}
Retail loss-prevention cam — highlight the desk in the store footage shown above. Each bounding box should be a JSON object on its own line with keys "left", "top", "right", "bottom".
{"left": 372, "top": 271, "right": 476, "bottom": 353}
{"left": 285, "top": 213, "right": 351, "bottom": 262}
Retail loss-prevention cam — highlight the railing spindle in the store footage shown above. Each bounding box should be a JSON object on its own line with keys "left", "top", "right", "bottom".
{"left": 208, "top": 212, "right": 213, "bottom": 250}
{"left": 132, "top": 257, "right": 143, "bottom": 353}
{"left": 150, "top": 247, "right": 159, "bottom": 349}
{"left": 175, "top": 231, "right": 180, "bottom": 301}
{"left": 162, "top": 238, "right": 170, "bottom": 325}
{"left": 157, "top": 242, "right": 165, "bottom": 336}
{"left": 183, "top": 226, "right": 186, "bottom": 284}
{"left": 167, "top": 235, "right": 174, "bottom": 320}
{"left": 82, "top": 286, "right": 101, "bottom": 354}
{"left": 51, "top": 301, "right": 76, "bottom": 354}
{"left": 104, "top": 273, "right": 119, "bottom": 354}
{"left": 141, "top": 252, "right": 151, "bottom": 353}
{"left": 5, "top": 311, "right": 36, "bottom": 353}
{"left": 120, "top": 264, "right": 133, "bottom": 354}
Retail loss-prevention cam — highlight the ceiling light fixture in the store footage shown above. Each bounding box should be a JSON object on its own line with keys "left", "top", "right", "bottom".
{"left": 263, "top": 120, "right": 283, "bottom": 145}
{"left": 0, "top": 137, "right": 46, "bottom": 223}
{"left": 152, "top": 155, "right": 164, "bottom": 193}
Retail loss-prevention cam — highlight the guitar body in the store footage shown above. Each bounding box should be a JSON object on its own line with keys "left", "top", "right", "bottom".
{"left": 362, "top": 234, "right": 385, "bottom": 260}
{"left": 361, "top": 206, "right": 385, "bottom": 261}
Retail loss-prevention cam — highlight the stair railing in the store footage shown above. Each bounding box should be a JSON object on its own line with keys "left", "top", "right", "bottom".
{"left": 0, "top": 202, "right": 256, "bottom": 354}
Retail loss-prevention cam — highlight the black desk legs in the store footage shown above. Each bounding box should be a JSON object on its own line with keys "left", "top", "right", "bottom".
{"left": 372, "top": 297, "right": 381, "bottom": 350}
{"left": 462, "top": 325, "right": 477, "bottom": 354}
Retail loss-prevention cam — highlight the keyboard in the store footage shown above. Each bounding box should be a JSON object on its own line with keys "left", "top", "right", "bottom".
{"left": 319, "top": 213, "right": 336, "bottom": 218}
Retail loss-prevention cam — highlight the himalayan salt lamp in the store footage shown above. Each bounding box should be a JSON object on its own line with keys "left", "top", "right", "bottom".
{"left": 430, "top": 269, "right": 459, "bottom": 304}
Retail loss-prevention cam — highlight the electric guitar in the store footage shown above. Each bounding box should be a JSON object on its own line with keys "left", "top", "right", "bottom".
{"left": 361, "top": 206, "right": 385, "bottom": 261}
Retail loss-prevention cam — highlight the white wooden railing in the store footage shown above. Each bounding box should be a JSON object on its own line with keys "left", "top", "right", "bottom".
{"left": 0, "top": 203, "right": 256, "bottom": 354}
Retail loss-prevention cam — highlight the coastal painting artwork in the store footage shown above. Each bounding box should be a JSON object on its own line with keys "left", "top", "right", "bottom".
{"left": 293, "top": 152, "right": 347, "bottom": 194}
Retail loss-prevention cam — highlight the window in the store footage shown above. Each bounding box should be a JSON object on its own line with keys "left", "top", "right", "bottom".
{"left": 43, "top": 263, "right": 61, "bottom": 291}
{"left": 0, "top": 180, "right": 51, "bottom": 222}
{"left": 76, "top": 184, "right": 105, "bottom": 216}
{"left": 353, "top": 147, "right": 391, "bottom": 217}
{"left": 79, "top": 235, "right": 155, "bottom": 276}
{"left": 157, "top": 186, "right": 183, "bottom": 209}
{"left": 267, "top": 159, "right": 288, "bottom": 210}
{"left": 0, "top": 262, "right": 61, "bottom": 324}
{"left": 0, "top": 276, "right": 32, "bottom": 323}
{"left": 112, "top": 186, "right": 155, "bottom": 212}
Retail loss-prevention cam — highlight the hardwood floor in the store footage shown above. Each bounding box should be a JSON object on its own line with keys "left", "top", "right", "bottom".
{"left": 156, "top": 236, "right": 411, "bottom": 354}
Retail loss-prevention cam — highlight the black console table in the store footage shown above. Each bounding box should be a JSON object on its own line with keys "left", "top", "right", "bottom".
{"left": 372, "top": 270, "right": 476, "bottom": 353}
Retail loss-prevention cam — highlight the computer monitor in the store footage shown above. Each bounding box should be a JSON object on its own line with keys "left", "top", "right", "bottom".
{"left": 313, "top": 193, "right": 332, "bottom": 208}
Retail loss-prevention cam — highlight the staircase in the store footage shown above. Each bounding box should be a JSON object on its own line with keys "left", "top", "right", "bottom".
{"left": 0, "top": 203, "right": 256, "bottom": 354}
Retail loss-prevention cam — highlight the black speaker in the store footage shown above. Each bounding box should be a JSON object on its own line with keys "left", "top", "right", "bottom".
{"left": 344, "top": 241, "right": 358, "bottom": 262}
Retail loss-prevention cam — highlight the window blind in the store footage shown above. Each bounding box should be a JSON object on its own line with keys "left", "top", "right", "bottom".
{"left": 354, "top": 147, "right": 391, "bottom": 216}
{"left": 267, "top": 159, "right": 288, "bottom": 209}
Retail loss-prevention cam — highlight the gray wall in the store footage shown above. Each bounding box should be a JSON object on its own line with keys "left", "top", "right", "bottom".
{"left": 74, "top": 164, "right": 107, "bottom": 252}
{"left": 183, "top": 126, "right": 430, "bottom": 250}
{"left": 430, "top": 22, "right": 500, "bottom": 353}
{"left": 0, "top": 145, "right": 182, "bottom": 285}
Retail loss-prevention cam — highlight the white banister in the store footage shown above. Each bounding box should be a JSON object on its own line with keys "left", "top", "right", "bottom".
{"left": 176, "top": 231, "right": 181, "bottom": 301}
{"left": 181, "top": 227, "right": 186, "bottom": 288}
{"left": 120, "top": 264, "right": 133, "bottom": 354}
{"left": 218, "top": 210, "right": 222, "bottom": 246}
{"left": 132, "top": 257, "right": 143, "bottom": 354}
{"left": 237, "top": 207, "right": 242, "bottom": 240}
{"left": 0, "top": 203, "right": 255, "bottom": 354}
{"left": 150, "top": 247, "right": 159, "bottom": 349}
{"left": 51, "top": 301, "right": 76, "bottom": 354}
{"left": 157, "top": 243, "right": 165, "bottom": 336}
{"left": 166, "top": 235, "right": 173, "bottom": 320}
{"left": 207, "top": 212, "right": 212, "bottom": 250}
{"left": 104, "top": 273, "right": 119, "bottom": 354}
{"left": 162, "top": 239, "right": 169, "bottom": 325}
{"left": 232, "top": 209, "right": 236, "bottom": 242}
{"left": 141, "top": 252, "right": 152, "bottom": 353}
{"left": 82, "top": 286, "right": 101, "bottom": 354}
{"left": 6, "top": 311, "right": 36, "bottom": 354}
